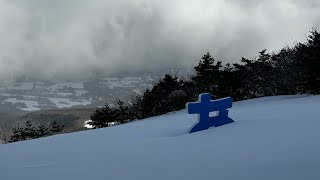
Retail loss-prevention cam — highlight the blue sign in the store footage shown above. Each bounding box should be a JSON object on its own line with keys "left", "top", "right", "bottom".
{"left": 187, "top": 93, "right": 234, "bottom": 133}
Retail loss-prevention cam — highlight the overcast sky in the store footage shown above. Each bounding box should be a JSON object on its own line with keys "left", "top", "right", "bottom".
{"left": 0, "top": 0, "right": 319, "bottom": 80}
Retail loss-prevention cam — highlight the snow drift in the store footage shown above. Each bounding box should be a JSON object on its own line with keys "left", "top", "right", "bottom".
{"left": 0, "top": 95, "right": 320, "bottom": 180}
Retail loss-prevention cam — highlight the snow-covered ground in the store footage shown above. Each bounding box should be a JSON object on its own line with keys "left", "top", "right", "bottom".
{"left": 0, "top": 95, "right": 320, "bottom": 180}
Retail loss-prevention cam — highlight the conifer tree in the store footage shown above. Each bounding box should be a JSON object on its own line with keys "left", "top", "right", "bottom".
{"left": 10, "top": 126, "right": 24, "bottom": 142}
{"left": 218, "top": 63, "right": 242, "bottom": 100}
{"left": 24, "top": 120, "right": 36, "bottom": 139}
{"left": 129, "top": 95, "right": 144, "bottom": 120}
{"left": 139, "top": 89, "right": 154, "bottom": 118}
{"left": 144, "top": 74, "right": 184, "bottom": 116}
{"left": 299, "top": 29, "right": 320, "bottom": 93}
{"left": 192, "top": 52, "right": 222, "bottom": 94}
{"left": 271, "top": 47, "right": 302, "bottom": 95}
{"left": 114, "top": 100, "right": 129, "bottom": 123}
{"left": 89, "top": 104, "right": 114, "bottom": 128}
{"left": 37, "top": 124, "right": 49, "bottom": 137}
{"left": 50, "top": 120, "right": 64, "bottom": 134}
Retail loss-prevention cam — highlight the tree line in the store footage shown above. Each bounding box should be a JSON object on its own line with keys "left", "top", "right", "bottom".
{"left": 9, "top": 120, "right": 64, "bottom": 143}
{"left": 89, "top": 29, "right": 320, "bottom": 129}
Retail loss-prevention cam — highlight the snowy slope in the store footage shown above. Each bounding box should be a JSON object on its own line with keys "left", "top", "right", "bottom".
{"left": 0, "top": 95, "right": 320, "bottom": 180}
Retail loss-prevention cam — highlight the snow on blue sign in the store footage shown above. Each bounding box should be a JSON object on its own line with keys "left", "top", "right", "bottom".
{"left": 187, "top": 93, "right": 234, "bottom": 133}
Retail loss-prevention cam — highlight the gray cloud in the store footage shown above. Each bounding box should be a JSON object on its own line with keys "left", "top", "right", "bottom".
{"left": 0, "top": 0, "right": 319, "bottom": 80}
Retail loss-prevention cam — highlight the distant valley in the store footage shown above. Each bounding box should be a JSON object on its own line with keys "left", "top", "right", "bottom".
{"left": 0, "top": 71, "right": 190, "bottom": 141}
{"left": 0, "top": 74, "right": 156, "bottom": 112}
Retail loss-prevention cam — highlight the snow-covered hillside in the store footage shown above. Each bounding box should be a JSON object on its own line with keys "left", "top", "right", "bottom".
{"left": 0, "top": 95, "right": 320, "bottom": 180}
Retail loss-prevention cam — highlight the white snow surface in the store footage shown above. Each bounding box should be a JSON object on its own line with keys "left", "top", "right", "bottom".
{"left": 1, "top": 95, "right": 320, "bottom": 180}
{"left": 84, "top": 120, "right": 94, "bottom": 129}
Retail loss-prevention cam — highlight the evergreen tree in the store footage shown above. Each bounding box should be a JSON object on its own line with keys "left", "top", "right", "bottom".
{"left": 154, "top": 74, "right": 182, "bottom": 96}
{"left": 231, "top": 50, "right": 278, "bottom": 99}
{"left": 141, "top": 74, "right": 185, "bottom": 116}
{"left": 114, "top": 100, "right": 129, "bottom": 123}
{"left": 167, "top": 89, "right": 187, "bottom": 111}
{"left": 24, "top": 120, "right": 36, "bottom": 139}
{"left": 297, "top": 29, "right": 320, "bottom": 93}
{"left": 254, "top": 49, "right": 278, "bottom": 96}
{"left": 10, "top": 126, "right": 25, "bottom": 142}
{"left": 181, "top": 79, "right": 198, "bottom": 102}
{"left": 140, "top": 89, "right": 153, "bottom": 118}
{"left": 37, "top": 124, "right": 49, "bottom": 137}
{"left": 50, "top": 120, "right": 64, "bottom": 134}
{"left": 233, "top": 57, "right": 261, "bottom": 99}
{"left": 128, "top": 95, "right": 143, "bottom": 120}
{"left": 218, "top": 63, "right": 242, "bottom": 100}
{"left": 89, "top": 104, "right": 114, "bottom": 128}
{"left": 192, "top": 52, "right": 222, "bottom": 94}
{"left": 271, "top": 47, "right": 302, "bottom": 94}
